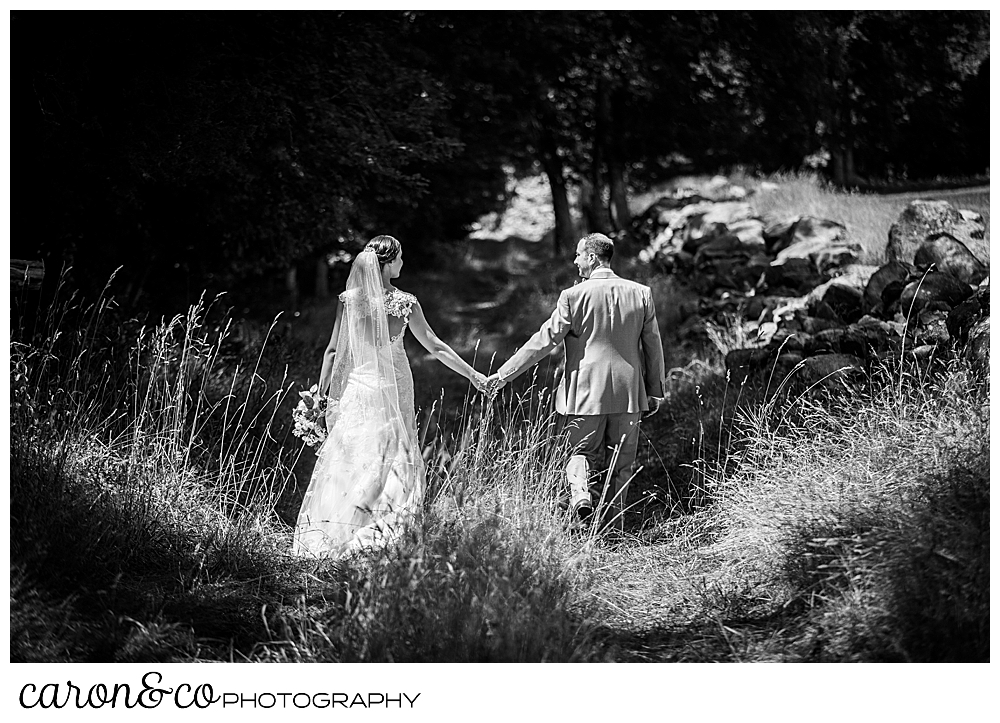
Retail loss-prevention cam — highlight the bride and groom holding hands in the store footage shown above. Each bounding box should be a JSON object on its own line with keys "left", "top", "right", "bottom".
{"left": 292, "top": 232, "right": 666, "bottom": 558}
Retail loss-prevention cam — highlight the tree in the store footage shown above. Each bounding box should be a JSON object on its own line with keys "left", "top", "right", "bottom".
{"left": 15, "top": 11, "right": 459, "bottom": 312}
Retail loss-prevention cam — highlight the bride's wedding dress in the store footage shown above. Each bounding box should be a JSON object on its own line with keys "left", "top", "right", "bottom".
{"left": 292, "top": 254, "right": 424, "bottom": 558}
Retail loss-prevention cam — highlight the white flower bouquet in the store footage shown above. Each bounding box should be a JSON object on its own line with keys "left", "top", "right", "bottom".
{"left": 292, "top": 384, "right": 330, "bottom": 451}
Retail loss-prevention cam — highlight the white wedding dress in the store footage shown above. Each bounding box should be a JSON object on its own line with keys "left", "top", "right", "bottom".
{"left": 292, "top": 253, "right": 424, "bottom": 558}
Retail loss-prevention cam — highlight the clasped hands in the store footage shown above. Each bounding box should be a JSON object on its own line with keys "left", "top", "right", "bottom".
{"left": 471, "top": 372, "right": 506, "bottom": 398}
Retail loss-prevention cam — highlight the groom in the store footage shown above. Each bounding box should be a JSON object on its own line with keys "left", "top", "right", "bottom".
{"left": 489, "top": 233, "right": 666, "bottom": 532}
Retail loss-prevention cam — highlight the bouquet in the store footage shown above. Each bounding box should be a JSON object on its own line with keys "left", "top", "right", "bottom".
{"left": 292, "top": 384, "right": 330, "bottom": 451}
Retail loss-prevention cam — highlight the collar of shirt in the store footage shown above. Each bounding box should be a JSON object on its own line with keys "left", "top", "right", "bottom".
{"left": 589, "top": 267, "right": 616, "bottom": 279}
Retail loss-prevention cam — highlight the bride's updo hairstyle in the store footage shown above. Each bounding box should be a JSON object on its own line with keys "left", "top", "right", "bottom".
{"left": 363, "top": 235, "right": 401, "bottom": 269}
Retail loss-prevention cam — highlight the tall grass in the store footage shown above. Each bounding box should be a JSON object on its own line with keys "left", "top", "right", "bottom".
{"left": 11, "top": 169, "right": 989, "bottom": 662}
{"left": 693, "top": 356, "right": 989, "bottom": 661}
{"left": 10, "top": 281, "right": 604, "bottom": 662}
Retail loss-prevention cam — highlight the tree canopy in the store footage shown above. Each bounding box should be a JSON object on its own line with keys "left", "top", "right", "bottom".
{"left": 14, "top": 10, "right": 989, "bottom": 314}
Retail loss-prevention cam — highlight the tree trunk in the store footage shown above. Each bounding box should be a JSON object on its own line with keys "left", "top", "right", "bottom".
{"left": 315, "top": 256, "right": 329, "bottom": 299}
{"left": 608, "top": 159, "right": 631, "bottom": 233}
{"left": 539, "top": 126, "right": 574, "bottom": 256}
{"left": 587, "top": 80, "right": 613, "bottom": 236}
{"left": 286, "top": 266, "right": 299, "bottom": 309}
{"left": 830, "top": 146, "right": 846, "bottom": 185}
{"left": 607, "top": 89, "right": 632, "bottom": 235}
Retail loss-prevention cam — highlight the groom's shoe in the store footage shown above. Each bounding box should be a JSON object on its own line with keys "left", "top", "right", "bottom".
{"left": 571, "top": 497, "right": 593, "bottom": 523}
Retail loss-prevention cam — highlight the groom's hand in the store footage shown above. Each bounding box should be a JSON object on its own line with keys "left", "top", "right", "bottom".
{"left": 643, "top": 396, "right": 663, "bottom": 419}
{"left": 485, "top": 373, "right": 506, "bottom": 398}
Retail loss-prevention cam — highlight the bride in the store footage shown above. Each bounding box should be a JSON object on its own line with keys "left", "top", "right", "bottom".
{"left": 292, "top": 235, "right": 487, "bottom": 558}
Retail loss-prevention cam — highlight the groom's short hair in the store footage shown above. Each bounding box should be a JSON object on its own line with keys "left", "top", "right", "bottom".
{"left": 581, "top": 233, "right": 614, "bottom": 263}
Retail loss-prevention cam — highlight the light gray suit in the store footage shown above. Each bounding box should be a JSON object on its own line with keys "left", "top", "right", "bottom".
{"left": 498, "top": 267, "right": 666, "bottom": 527}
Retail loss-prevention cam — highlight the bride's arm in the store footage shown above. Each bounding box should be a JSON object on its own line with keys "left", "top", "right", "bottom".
{"left": 317, "top": 299, "right": 345, "bottom": 395}
{"left": 407, "top": 301, "right": 486, "bottom": 387}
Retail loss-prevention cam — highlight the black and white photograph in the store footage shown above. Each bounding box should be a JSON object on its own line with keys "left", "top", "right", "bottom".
{"left": 6, "top": 4, "right": 992, "bottom": 715}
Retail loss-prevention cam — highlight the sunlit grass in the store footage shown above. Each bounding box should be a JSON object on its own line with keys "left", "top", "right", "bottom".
{"left": 11, "top": 165, "right": 991, "bottom": 662}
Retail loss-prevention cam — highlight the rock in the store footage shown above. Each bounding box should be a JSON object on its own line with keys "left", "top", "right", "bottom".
{"left": 946, "top": 294, "right": 985, "bottom": 345}
{"left": 687, "top": 225, "right": 740, "bottom": 255}
{"left": 771, "top": 217, "right": 861, "bottom": 275}
{"left": 810, "top": 299, "right": 846, "bottom": 323}
{"left": 899, "top": 271, "right": 973, "bottom": 316}
{"left": 745, "top": 294, "right": 799, "bottom": 323}
{"left": 727, "top": 218, "right": 766, "bottom": 247}
{"left": 693, "top": 234, "right": 754, "bottom": 263}
{"left": 809, "top": 283, "right": 864, "bottom": 324}
{"left": 800, "top": 353, "right": 867, "bottom": 386}
{"left": 763, "top": 216, "right": 799, "bottom": 252}
{"left": 767, "top": 257, "right": 826, "bottom": 295}
{"left": 913, "top": 309, "right": 951, "bottom": 346}
{"left": 773, "top": 351, "right": 805, "bottom": 377}
{"left": 770, "top": 296, "right": 811, "bottom": 326}
{"left": 807, "top": 269, "right": 874, "bottom": 324}
{"left": 725, "top": 347, "right": 774, "bottom": 383}
{"left": 913, "top": 233, "right": 989, "bottom": 286}
{"left": 910, "top": 344, "right": 940, "bottom": 362}
{"left": 966, "top": 317, "right": 989, "bottom": 373}
{"left": 852, "top": 316, "right": 901, "bottom": 353}
{"left": 755, "top": 321, "right": 779, "bottom": 345}
{"left": 702, "top": 201, "right": 755, "bottom": 227}
{"left": 767, "top": 329, "right": 816, "bottom": 357}
{"left": 801, "top": 316, "right": 843, "bottom": 335}
{"left": 704, "top": 175, "right": 748, "bottom": 201}
{"left": 830, "top": 263, "right": 880, "bottom": 287}
{"left": 864, "top": 261, "right": 915, "bottom": 315}
{"left": 886, "top": 199, "right": 986, "bottom": 264}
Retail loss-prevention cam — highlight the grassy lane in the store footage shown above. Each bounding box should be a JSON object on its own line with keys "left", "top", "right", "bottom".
{"left": 9, "top": 174, "right": 989, "bottom": 662}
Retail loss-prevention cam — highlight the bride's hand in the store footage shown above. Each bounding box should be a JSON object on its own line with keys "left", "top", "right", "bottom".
{"left": 471, "top": 371, "right": 488, "bottom": 393}
{"left": 484, "top": 373, "right": 506, "bottom": 398}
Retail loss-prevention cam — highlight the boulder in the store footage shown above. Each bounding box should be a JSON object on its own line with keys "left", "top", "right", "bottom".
{"left": 913, "top": 309, "right": 951, "bottom": 346}
{"left": 770, "top": 296, "right": 811, "bottom": 326}
{"left": 745, "top": 294, "right": 799, "bottom": 323}
{"left": 966, "top": 317, "right": 989, "bottom": 373}
{"left": 899, "top": 271, "right": 973, "bottom": 316}
{"left": 800, "top": 353, "right": 867, "bottom": 387}
{"left": 725, "top": 347, "right": 775, "bottom": 383}
{"left": 852, "top": 315, "right": 902, "bottom": 353}
{"left": 806, "top": 268, "right": 875, "bottom": 324}
{"left": 683, "top": 221, "right": 735, "bottom": 254}
{"left": 773, "top": 351, "right": 806, "bottom": 378}
{"left": 808, "top": 283, "right": 864, "bottom": 324}
{"left": 767, "top": 329, "right": 816, "bottom": 355}
{"left": 946, "top": 285, "right": 989, "bottom": 345}
{"left": 727, "top": 218, "right": 767, "bottom": 247}
{"left": 766, "top": 257, "right": 826, "bottom": 295}
{"left": 763, "top": 216, "right": 799, "bottom": 252}
{"left": 703, "top": 175, "right": 749, "bottom": 201}
{"left": 771, "top": 217, "right": 861, "bottom": 275}
{"left": 913, "top": 233, "right": 989, "bottom": 286}
{"left": 864, "top": 261, "right": 915, "bottom": 315}
{"left": 801, "top": 316, "right": 843, "bottom": 335}
{"left": 886, "top": 199, "right": 986, "bottom": 264}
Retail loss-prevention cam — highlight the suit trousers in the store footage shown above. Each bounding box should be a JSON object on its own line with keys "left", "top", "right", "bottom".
{"left": 560, "top": 411, "right": 641, "bottom": 530}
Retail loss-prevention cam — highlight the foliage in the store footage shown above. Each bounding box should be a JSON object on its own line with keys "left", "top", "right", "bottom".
{"left": 14, "top": 10, "right": 989, "bottom": 313}
{"left": 16, "top": 11, "right": 460, "bottom": 311}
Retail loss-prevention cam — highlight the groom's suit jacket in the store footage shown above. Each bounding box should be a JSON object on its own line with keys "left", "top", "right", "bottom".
{"left": 498, "top": 268, "right": 666, "bottom": 416}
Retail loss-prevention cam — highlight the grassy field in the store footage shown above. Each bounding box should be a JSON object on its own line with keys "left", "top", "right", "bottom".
{"left": 9, "top": 173, "right": 990, "bottom": 665}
